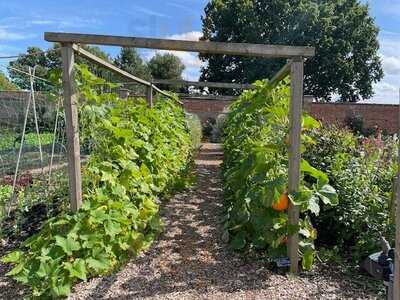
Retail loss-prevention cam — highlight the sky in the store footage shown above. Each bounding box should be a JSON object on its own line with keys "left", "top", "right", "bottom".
{"left": 0, "top": 0, "right": 399, "bottom": 103}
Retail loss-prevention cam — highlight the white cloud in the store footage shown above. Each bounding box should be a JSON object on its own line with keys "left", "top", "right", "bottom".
{"left": 30, "top": 20, "right": 55, "bottom": 25}
{"left": 364, "top": 81, "right": 399, "bottom": 104}
{"left": 0, "top": 28, "right": 35, "bottom": 41}
{"left": 146, "top": 31, "right": 204, "bottom": 80}
{"left": 167, "top": 31, "right": 203, "bottom": 41}
{"left": 131, "top": 6, "right": 169, "bottom": 18}
{"left": 382, "top": 55, "right": 400, "bottom": 75}
{"left": 366, "top": 31, "right": 400, "bottom": 103}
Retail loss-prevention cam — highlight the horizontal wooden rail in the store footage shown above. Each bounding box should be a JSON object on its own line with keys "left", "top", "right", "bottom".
{"left": 71, "top": 44, "right": 173, "bottom": 99}
{"left": 45, "top": 32, "right": 315, "bottom": 58}
{"left": 152, "top": 79, "right": 255, "bottom": 90}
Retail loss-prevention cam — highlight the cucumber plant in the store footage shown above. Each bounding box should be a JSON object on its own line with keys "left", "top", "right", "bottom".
{"left": 2, "top": 65, "right": 194, "bottom": 298}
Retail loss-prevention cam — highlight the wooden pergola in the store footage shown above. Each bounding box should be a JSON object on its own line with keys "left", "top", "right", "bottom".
{"left": 44, "top": 31, "right": 400, "bottom": 289}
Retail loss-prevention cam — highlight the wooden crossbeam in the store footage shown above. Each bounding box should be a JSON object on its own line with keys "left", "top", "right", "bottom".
{"left": 45, "top": 32, "right": 315, "bottom": 58}
{"left": 152, "top": 79, "right": 255, "bottom": 90}
{"left": 71, "top": 44, "right": 172, "bottom": 99}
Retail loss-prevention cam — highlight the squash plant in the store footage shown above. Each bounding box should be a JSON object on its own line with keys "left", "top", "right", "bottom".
{"left": 223, "top": 80, "right": 338, "bottom": 270}
{"left": 2, "top": 65, "right": 194, "bottom": 298}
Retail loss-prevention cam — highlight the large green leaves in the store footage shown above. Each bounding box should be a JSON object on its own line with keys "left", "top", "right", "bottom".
{"left": 2, "top": 64, "right": 194, "bottom": 298}
{"left": 223, "top": 80, "right": 336, "bottom": 270}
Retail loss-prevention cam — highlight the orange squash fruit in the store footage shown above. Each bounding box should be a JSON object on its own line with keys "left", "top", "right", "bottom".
{"left": 272, "top": 192, "right": 289, "bottom": 211}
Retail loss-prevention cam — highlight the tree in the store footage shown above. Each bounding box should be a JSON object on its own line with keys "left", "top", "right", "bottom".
{"left": 148, "top": 53, "right": 185, "bottom": 91}
{"left": 0, "top": 71, "right": 18, "bottom": 91}
{"left": 9, "top": 44, "right": 112, "bottom": 91}
{"left": 114, "top": 47, "right": 151, "bottom": 80}
{"left": 200, "top": 0, "right": 383, "bottom": 102}
{"left": 148, "top": 53, "right": 185, "bottom": 80}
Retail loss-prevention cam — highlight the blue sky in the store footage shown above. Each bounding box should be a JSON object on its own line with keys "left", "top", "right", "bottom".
{"left": 0, "top": 0, "right": 399, "bottom": 103}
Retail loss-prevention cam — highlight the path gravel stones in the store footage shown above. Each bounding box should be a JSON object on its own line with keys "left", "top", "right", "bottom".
{"left": 0, "top": 144, "right": 382, "bottom": 299}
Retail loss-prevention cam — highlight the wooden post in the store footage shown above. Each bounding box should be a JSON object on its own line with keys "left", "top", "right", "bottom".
{"left": 61, "top": 43, "right": 82, "bottom": 212}
{"left": 146, "top": 84, "right": 153, "bottom": 107}
{"left": 287, "top": 57, "right": 304, "bottom": 274}
{"left": 394, "top": 88, "right": 400, "bottom": 300}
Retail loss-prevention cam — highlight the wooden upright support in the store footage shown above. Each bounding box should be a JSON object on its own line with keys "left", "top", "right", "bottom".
{"left": 394, "top": 90, "right": 400, "bottom": 300}
{"left": 287, "top": 58, "right": 304, "bottom": 274}
{"left": 146, "top": 85, "right": 153, "bottom": 107}
{"left": 61, "top": 43, "right": 82, "bottom": 212}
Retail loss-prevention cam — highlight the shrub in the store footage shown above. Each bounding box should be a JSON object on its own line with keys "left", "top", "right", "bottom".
{"left": 210, "top": 114, "right": 226, "bottom": 143}
{"left": 2, "top": 65, "right": 194, "bottom": 298}
{"left": 185, "top": 113, "right": 202, "bottom": 149}
{"left": 222, "top": 80, "right": 337, "bottom": 270}
{"left": 304, "top": 126, "right": 397, "bottom": 262}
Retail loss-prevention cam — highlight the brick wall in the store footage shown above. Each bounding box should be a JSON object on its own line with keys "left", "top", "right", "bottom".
{"left": 183, "top": 97, "right": 400, "bottom": 134}
{"left": 307, "top": 103, "right": 399, "bottom": 134}
{"left": 183, "top": 98, "right": 231, "bottom": 123}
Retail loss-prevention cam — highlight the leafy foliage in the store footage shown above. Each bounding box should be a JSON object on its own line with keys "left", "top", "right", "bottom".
{"left": 200, "top": 0, "right": 383, "bottom": 101}
{"left": 2, "top": 65, "right": 194, "bottom": 297}
{"left": 148, "top": 53, "right": 185, "bottom": 80}
{"left": 304, "top": 126, "right": 397, "bottom": 261}
{"left": 222, "top": 80, "right": 337, "bottom": 270}
{"left": 8, "top": 45, "right": 112, "bottom": 92}
{"left": 0, "top": 71, "right": 18, "bottom": 91}
{"left": 185, "top": 113, "right": 202, "bottom": 149}
{"left": 114, "top": 47, "right": 151, "bottom": 80}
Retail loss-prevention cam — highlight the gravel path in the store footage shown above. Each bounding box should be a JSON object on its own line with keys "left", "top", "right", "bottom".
{"left": 0, "top": 144, "right": 382, "bottom": 299}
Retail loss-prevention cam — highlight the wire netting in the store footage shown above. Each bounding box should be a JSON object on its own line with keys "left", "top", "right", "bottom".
{"left": 0, "top": 83, "right": 69, "bottom": 242}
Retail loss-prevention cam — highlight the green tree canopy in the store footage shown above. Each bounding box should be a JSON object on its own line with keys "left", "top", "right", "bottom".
{"left": 0, "top": 71, "right": 18, "bottom": 91}
{"left": 8, "top": 44, "right": 112, "bottom": 91}
{"left": 148, "top": 53, "right": 185, "bottom": 91}
{"left": 148, "top": 53, "right": 185, "bottom": 80}
{"left": 114, "top": 47, "right": 151, "bottom": 80}
{"left": 200, "top": 0, "right": 383, "bottom": 102}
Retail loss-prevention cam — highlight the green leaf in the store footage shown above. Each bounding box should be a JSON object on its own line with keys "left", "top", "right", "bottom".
{"left": 317, "top": 184, "right": 338, "bottom": 206}
{"left": 51, "top": 281, "right": 72, "bottom": 297}
{"left": 6, "top": 262, "right": 25, "bottom": 276}
{"left": 104, "top": 219, "right": 122, "bottom": 238}
{"left": 302, "top": 248, "right": 315, "bottom": 271}
{"left": 308, "top": 195, "right": 320, "bottom": 215}
{"left": 64, "top": 259, "right": 87, "bottom": 281}
{"left": 230, "top": 231, "right": 247, "bottom": 250}
{"left": 300, "top": 159, "right": 328, "bottom": 183}
{"left": 55, "top": 236, "right": 81, "bottom": 255}
{"left": 86, "top": 256, "right": 110, "bottom": 272}
{"left": 2, "top": 251, "right": 22, "bottom": 263}
{"left": 302, "top": 114, "right": 320, "bottom": 130}
{"left": 36, "top": 260, "right": 52, "bottom": 278}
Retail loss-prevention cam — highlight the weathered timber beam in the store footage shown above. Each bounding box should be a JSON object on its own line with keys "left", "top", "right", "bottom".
{"left": 71, "top": 44, "right": 172, "bottom": 99}
{"left": 152, "top": 79, "right": 255, "bottom": 90}
{"left": 45, "top": 32, "right": 315, "bottom": 58}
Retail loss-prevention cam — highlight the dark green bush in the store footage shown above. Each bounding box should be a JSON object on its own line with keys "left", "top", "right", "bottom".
{"left": 304, "top": 126, "right": 397, "bottom": 261}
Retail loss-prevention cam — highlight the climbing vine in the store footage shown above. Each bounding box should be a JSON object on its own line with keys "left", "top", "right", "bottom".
{"left": 222, "top": 80, "right": 338, "bottom": 270}
{"left": 2, "top": 65, "right": 194, "bottom": 297}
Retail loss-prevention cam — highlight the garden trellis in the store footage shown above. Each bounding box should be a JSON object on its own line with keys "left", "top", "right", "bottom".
{"left": 44, "top": 31, "right": 314, "bottom": 274}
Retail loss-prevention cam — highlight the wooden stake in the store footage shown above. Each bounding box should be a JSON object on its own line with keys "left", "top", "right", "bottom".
{"left": 394, "top": 88, "right": 400, "bottom": 300}
{"left": 61, "top": 43, "right": 82, "bottom": 212}
{"left": 287, "top": 58, "right": 304, "bottom": 274}
{"left": 146, "top": 85, "right": 153, "bottom": 107}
